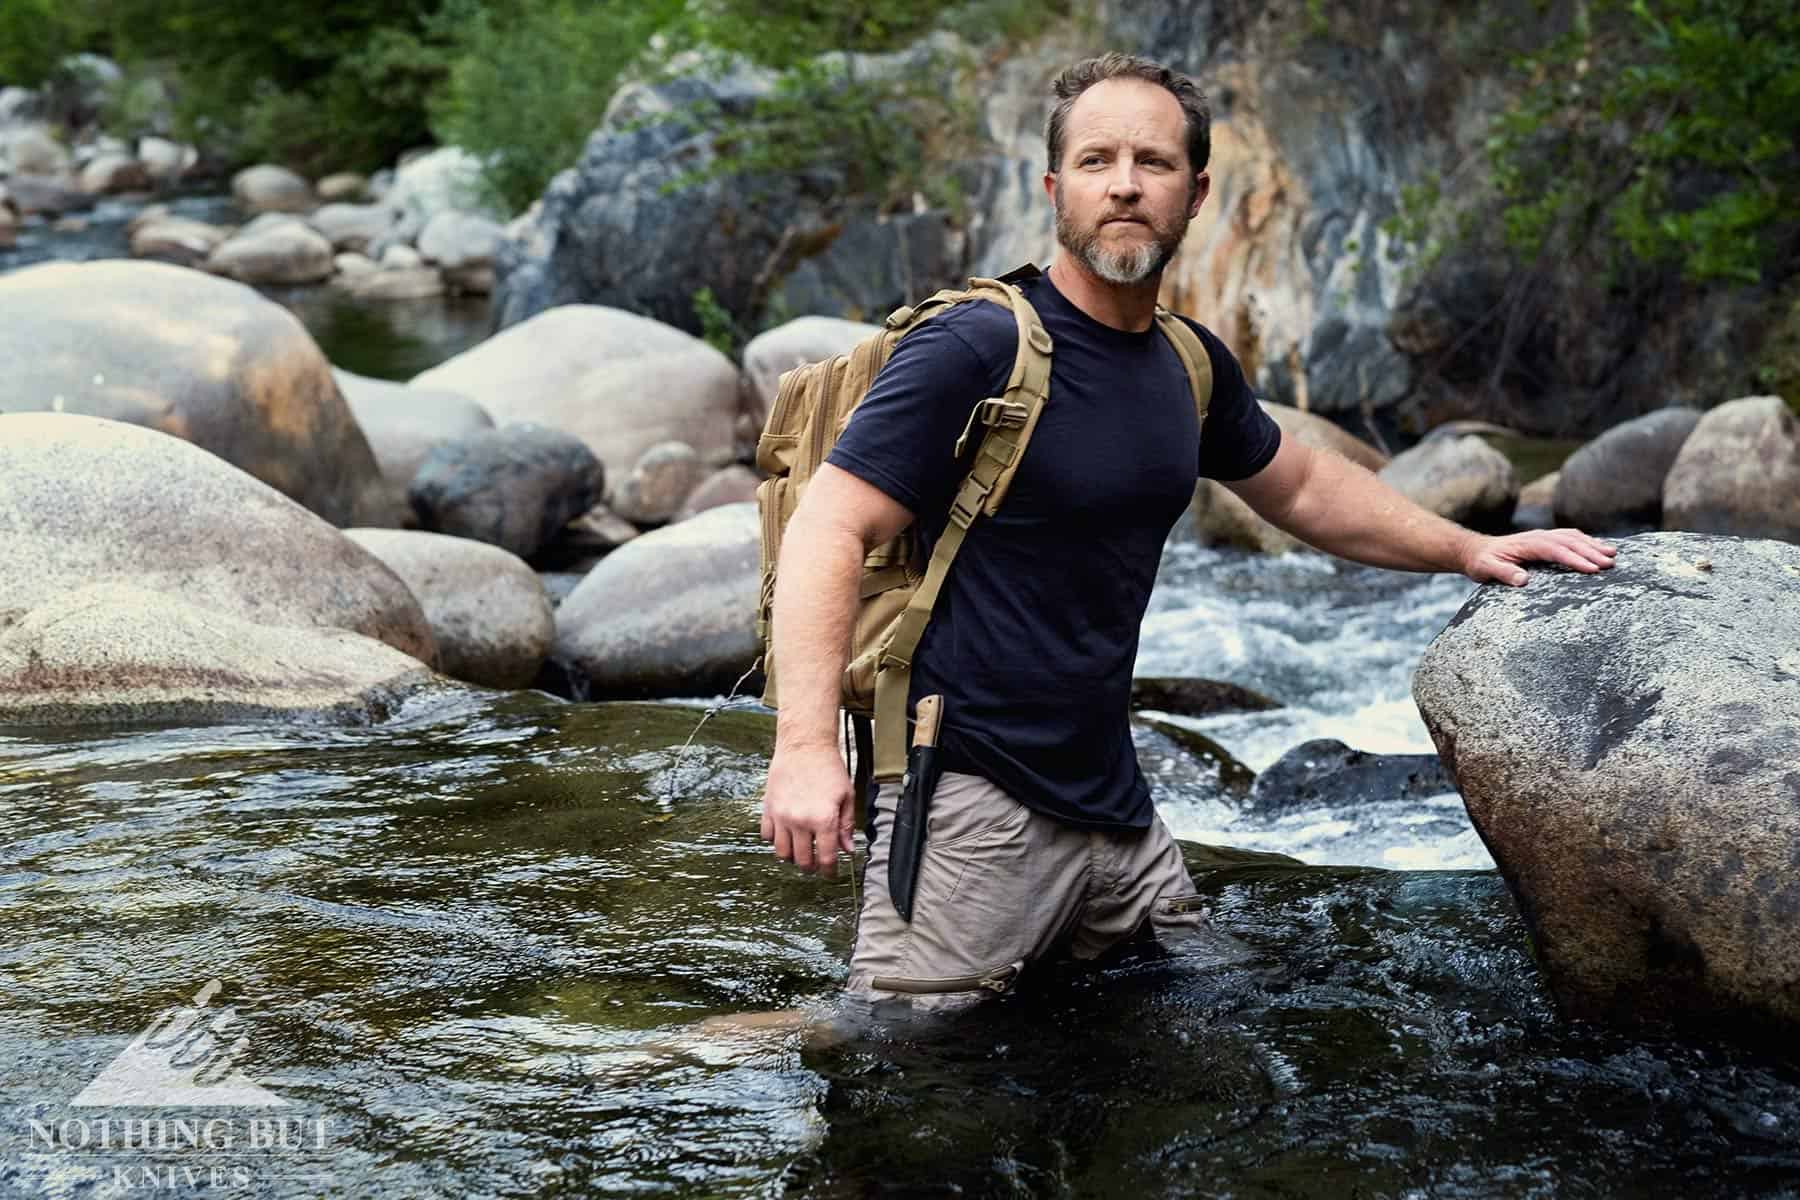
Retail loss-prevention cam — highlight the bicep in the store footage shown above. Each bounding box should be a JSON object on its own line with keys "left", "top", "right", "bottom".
{"left": 1223, "top": 435, "right": 1316, "bottom": 521}
{"left": 796, "top": 462, "right": 916, "bottom": 550}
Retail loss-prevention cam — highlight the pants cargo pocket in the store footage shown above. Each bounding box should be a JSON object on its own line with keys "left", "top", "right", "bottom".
{"left": 870, "top": 960, "right": 1022, "bottom": 998}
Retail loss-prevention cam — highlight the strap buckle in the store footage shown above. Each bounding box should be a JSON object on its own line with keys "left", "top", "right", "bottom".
{"left": 947, "top": 475, "right": 991, "bottom": 529}
{"left": 953, "top": 398, "right": 1030, "bottom": 458}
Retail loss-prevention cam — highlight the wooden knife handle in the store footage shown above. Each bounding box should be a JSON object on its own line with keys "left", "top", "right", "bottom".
{"left": 913, "top": 695, "right": 943, "bottom": 749}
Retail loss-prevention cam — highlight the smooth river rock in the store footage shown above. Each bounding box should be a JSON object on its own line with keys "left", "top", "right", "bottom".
{"left": 611, "top": 441, "right": 709, "bottom": 526}
{"left": 1379, "top": 434, "right": 1518, "bottom": 532}
{"left": 206, "top": 221, "right": 335, "bottom": 285}
{"left": 1662, "top": 397, "right": 1800, "bottom": 543}
{"left": 412, "top": 305, "right": 740, "bottom": 485}
{"left": 409, "top": 424, "right": 604, "bottom": 559}
{"left": 551, "top": 502, "right": 760, "bottom": 699}
{"left": 232, "top": 164, "right": 315, "bottom": 214}
{"left": 0, "top": 260, "right": 397, "bottom": 527}
{"left": 129, "top": 215, "right": 232, "bottom": 267}
{"left": 0, "top": 413, "right": 437, "bottom": 666}
{"left": 344, "top": 529, "right": 552, "bottom": 690}
{"left": 1553, "top": 407, "right": 1701, "bottom": 533}
{"left": 1413, "top": 531, "right": 1800, "bottom": 1038}
{"left": 334, "top": 369, "right": 492, "bottom": 509}
{"left": 740, "top": 316, "right": 882, "bottom": 430}
{"left": 0, "top": 583, "right": 435, "bottom": 727}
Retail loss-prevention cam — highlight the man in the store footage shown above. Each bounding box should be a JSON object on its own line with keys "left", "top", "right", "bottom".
{"left": 759, "top": 53, "right": 1615, "bottom": 1011}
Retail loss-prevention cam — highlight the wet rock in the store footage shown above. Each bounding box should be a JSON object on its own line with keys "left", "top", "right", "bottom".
{"left": 129, "top": 215, "right": 231, "bottom": 267}
{"left": 77, "top": 152, "right": 150, "bottom": 195}
{"left": 335, "top": 369, "right": 492, "bottom": 510}
{"left": 337, "top": 266, "right": 444, "bottom": 301}
{"left": 232, "top": 164, "right": 316, "bottom": 214}
{"left": 344, "top": 529, "right": 552, "bottom": 689}
{"left": 1183, "top": 402, "right": 1387, "bottom": 552}
{"left": 138, "top": 137, "right": 197, "bottom": 183}
{"left": 675, "top": 464, "right": 762, "bottom": 523}
{"left": 206, "top": 220, "right": 334, "bottom": 285}
{"left": 0, "top": 261, "right": 397, "bottom": 527}
{"left": 0, "top": 126, "right": 70, "bottom": 176}
{"left": 0, "top": 583, "right": 435, "bottom": 728}
{"left": 308, "top": 202, "right": 391, "bottom": 252}
{"left": 1132, "top": 717, "right": 1257, "bottom": 800}
{"left": 551, "top": 502, "right": 759, "bottom": 699}
{"left": 1248, "top": 738, "right": 1455, "bottom": 816}
{"left": 410, "top": 424, "right": 604, "bottom": 559}
{"left": 1129, "top": 677, "right": 1282, "bottom": 717}
{"left": 0, "top": 413, "right": 435, "bottom": 666}
{"left": 4, "top": 173, "right": 92, "bottom": 217}
{"left": 1553, "top": 408, "right": 1701, "bottom": 533}
{"left": 412, "top": 305, "right": 740, "bottom": 485}
{"left": 1380, "top": 435, "right": 1518, "bottom": 531}
{"left": 317, "top": 172, "right": 369, "bottom": 202}
{"left": 740, "top": 316, "right": 880, "bottom": 433}
{"left": 612, "top": 441, "right": 709, "bottom": 526}
{"left": 1663, "top": 397, "right": 1800, "bottom": 543}
{"left": 1413, "top": 531, "right": 1800, "bottom": 1037}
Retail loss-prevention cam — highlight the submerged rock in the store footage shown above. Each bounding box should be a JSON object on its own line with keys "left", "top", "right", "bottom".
{"left": 1249, "top": 738, "right": 1454, "bottom": 816}
{"left": 0, "top": 260, "right": 396, "bottom": 527}
{"left": 1413, "top": 531, "right": 1800, "bottom": 1038}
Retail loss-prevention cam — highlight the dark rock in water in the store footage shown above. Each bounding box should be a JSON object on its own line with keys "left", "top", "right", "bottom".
{"left": 1413, "top": 530, "right": 1800, "bottom": 1040}
{"left": 1553, "top": 407, "right": 1700, "bottom": 533}
{"left": 1132, "top": 718, "right": 1256, "bottom": 801}
{"left": 410, "top": 424, "right": 604, "bottom": 560}
{"left": 1130, "top": 677, "right": 1281, "bottom": 717}
{"left": 1249, "top": 738, "right": 1454, "bottom": 815}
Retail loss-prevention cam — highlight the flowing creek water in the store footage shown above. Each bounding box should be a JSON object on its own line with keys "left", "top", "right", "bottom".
{"left": 4, "top": 211, "right": 1799, "bottom": 1196}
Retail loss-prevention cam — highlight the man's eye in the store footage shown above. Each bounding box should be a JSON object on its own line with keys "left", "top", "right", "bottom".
{"left": 1080, "top": 155, "right": 1105, "bottom": 167}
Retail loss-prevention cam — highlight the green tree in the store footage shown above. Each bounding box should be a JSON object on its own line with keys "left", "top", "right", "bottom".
{"left": 1486, "top": 0, "right": 1800, "bottom": 284}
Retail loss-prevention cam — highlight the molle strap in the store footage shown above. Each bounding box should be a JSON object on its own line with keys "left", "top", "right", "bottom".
{"left": 1154, "top": 308, "right": 1214, "bottom": 429}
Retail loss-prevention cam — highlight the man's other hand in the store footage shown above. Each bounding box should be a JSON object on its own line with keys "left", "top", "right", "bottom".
{"left": 760, "top": 744, "right": 856, "bottom": 877}
{"left": 1462, "top": 529, "right": 1618, "bottom": 587}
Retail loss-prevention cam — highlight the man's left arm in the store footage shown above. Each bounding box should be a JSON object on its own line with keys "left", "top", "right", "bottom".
{"left": 1226, "top": 437, "right": 1617, "bottom": 586}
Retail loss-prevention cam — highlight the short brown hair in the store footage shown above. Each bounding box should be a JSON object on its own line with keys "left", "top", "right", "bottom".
{"left": 1045, "top": 53, "right": 1211, "bottom": 175}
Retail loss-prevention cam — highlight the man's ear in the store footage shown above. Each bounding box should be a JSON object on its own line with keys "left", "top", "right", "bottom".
{"left": 1189, "top": 171, "right": 1211, "bottom": 218}
{"left": 1042, "top": 170, "right": 1058, "bottom": 206}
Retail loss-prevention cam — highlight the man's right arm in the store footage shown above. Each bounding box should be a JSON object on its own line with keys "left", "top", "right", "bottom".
{"left": 760, "top": 462, "right": 913, "bottom": 876}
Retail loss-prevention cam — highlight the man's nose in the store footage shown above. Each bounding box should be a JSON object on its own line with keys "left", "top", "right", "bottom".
{"left": 1107, "top": 164, "right": 1142, "bottom": 200}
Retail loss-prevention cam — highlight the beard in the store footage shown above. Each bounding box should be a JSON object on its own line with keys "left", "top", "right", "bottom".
{"left": 1053, "top": 177, "right": 1191, "bottom": 286}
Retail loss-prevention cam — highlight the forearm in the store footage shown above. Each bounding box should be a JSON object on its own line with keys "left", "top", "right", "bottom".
{"left": 1253, "top": 448, "right": 1482, "bottom": 574}
{"left": 769, "top": 505, "right": 864, "bottom": 752}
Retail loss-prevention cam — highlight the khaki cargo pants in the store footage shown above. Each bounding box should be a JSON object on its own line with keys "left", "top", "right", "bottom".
{"left": 847, "top": 771, "right": 1217, "bottom": 1012}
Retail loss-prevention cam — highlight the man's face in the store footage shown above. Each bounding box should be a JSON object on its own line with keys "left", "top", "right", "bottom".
{"left": 1046, "top": 78, "right": 1209, "bottom": 286}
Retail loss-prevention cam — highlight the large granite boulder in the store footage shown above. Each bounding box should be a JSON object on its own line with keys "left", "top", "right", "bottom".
{"left": 334, "top": 369, "right": 492, "bottom": 509}
{"left": 1553, "top": 407, "right": 1701, "bottom": 533}
{"left": 409, "top": 424, "right": 604, "bottom": 559}
{"left": 1380, "top": 434, "right": 1518, "bottom": 532}
{"left": 232, "top": 164, "right": 315, "bottom": 214}
{"left": 0, "top": 261, "right": 396, "bottom": 527}
{"left": 1413, "top": 531, "right": 1800, "bottom": 1038}
{"left": 206, "top": 220, "right": 335, "bottom": 285}
{"left": 1662, "top": 397, "right": 1800, "bottom": 543}
{"left": 0, "top": 584, "right": 435, "bottom": 727}
{"left": 1183, "top": 402, "right": 1388, "bottom": 552}
{"left": 344, "top": 529, "right": 552, "bottom": 690}
{"left": 0, "top": 413, "right": 437, "bottom": 666}
{"left": 412, "top": 305, "right": 741, "bottom": 484}
{"left": 551, "top": 501, "right": 760, "bottom": 699}
{"left": 492, "top": 52, "right": 967, "bottom": 336}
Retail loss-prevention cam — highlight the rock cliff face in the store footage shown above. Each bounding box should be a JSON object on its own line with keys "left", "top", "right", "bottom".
{"left": 495, "top": 1, "right": 1776, "bottom": 440}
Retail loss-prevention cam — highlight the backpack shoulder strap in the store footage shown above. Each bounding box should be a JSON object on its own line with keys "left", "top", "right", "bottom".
{"left": 870, "top": 272, "right": 1054, "bottom": 781}
{"left": 1154, "top": 307, "right": 1214, "bottom": 429}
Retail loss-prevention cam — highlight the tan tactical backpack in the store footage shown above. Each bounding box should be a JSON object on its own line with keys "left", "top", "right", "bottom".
{"left": 753, "top": 265, "right": 1213, "bottom": 785}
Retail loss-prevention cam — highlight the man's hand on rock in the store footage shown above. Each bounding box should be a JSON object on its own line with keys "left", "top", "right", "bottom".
{"left": 760, "top": 743, "right": 855, "bottom": 877}
{"left": 1462, "top": 529, "right": 1618, "bottom": 587}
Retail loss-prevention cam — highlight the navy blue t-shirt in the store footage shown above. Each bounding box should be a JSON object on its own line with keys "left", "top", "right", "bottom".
{"left": 826, "top": 270, "right": 1281, "bottom": 829}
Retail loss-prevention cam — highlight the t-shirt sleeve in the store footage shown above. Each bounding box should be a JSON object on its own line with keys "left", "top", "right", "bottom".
{"left": 1185, "top": 318, "right": 1282, "bottom": 482}
{"left": 825, "top": 309, "right": 1011, "bottom": 517}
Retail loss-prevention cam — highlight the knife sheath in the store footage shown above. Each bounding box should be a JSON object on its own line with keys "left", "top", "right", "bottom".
{"left": 887, "top": 694, "right": 942, "bottom": 922}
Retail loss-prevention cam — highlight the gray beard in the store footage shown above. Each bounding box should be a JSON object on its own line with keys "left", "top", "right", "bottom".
{"left": 1052, "top": 183, "right": 1188, "bottom": 286}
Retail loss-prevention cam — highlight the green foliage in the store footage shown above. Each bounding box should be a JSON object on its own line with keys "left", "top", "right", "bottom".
{"left": 691, "top": 287, "right": 741, "bottom": 356}
{"left": 0, "top": 0, "right": 101, "bottom": 89}
{"left": 428, "top": 0, "right": 682, "bottom": 214}
{"left": 1754, "top": 291, "right": 1800, "bottom": 410}
{"left": 1484, "top": 0, "right": 1800, "bottom": 284}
